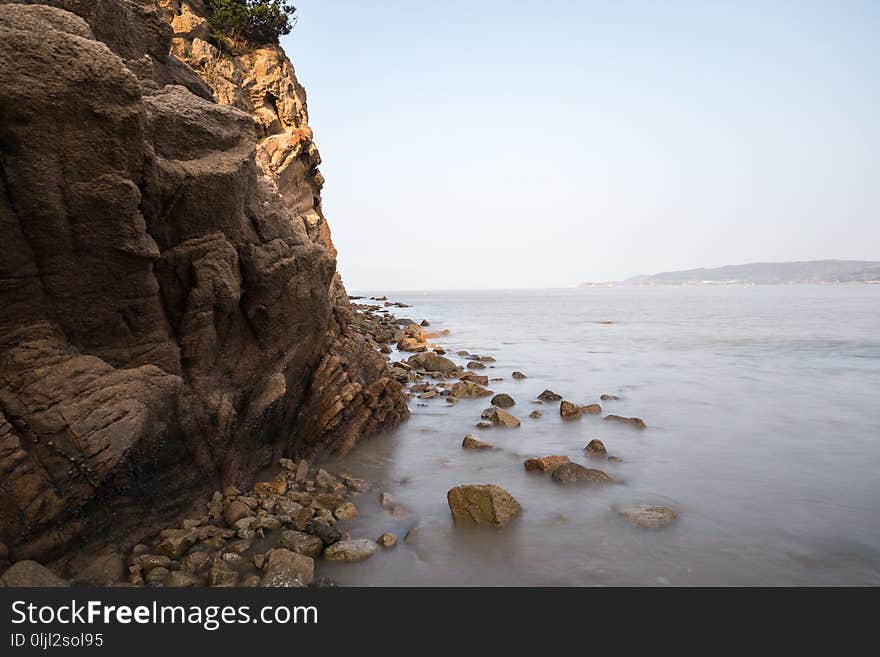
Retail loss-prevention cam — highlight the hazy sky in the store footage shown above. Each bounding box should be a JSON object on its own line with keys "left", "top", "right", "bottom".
{"left": 282, "top": 1, "right": 880, "bottom": 289}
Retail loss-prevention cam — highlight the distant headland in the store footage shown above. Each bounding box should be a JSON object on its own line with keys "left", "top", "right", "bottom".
{"left": 580, "top": 260, "right": 880, "bottom": 287}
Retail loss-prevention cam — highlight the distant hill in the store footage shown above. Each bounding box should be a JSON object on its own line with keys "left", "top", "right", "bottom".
{"left": 581, "top": 260, "right": 880, "bottom": 287}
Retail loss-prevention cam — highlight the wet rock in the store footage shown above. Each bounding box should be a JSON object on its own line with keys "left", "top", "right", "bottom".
{"left": 180, "top": 552, "right": 211, "bottom": 574}
{"left": 145, "top": 566, "right": 170, "bottom": 584}
{"left": 419, "top": 390, "right": 438, "bottom": 399}
{"left": 462, "top": 435, "right": 494, "bottom": 449}
{"left": 466, "top": 361, "right": 486, "bottom": 370}
{"left": 600, "top": 394, "right": 620, "bottom": 401}
{"left": 208, "top": 565, "right": 239, "bottom": 587}
{"left": 408, "top": 352, "right": 458, "bottom": 373}
{"left": 0, "top": 561, "right": 69, "bottom": 587}
{"left": 491, "top": 393, "right": 515, "bottom": 408}
{"left": 343, "top": 475, "right": 370, "bottom": 494}
{"left": 512, "top": 371, "right": 528, "bottom": 379}
{"left": 560, "top": 400, "right": 581, "bottom": 418}
{"left": 585, "top": 439, "right": 607, "bottom": 458}
{"left": 459, "top": 372, "right": 489, "bottom": 386}
{"left": 538, "top": 389, "right": 563, "bottom": 402}
{"left": 377, "top": 533, "right": 398, "bottom": 548}
{"left": 240, "top": 574, "right": 262, "bottom": 587}
{"left": 619, "top": 505, "right": 678, "bottom": 529}
{"left": 323, "top": 539, "right": 377, "bottom": 562}
{"left": 163, "top": 571, "right": 203, "bottom": 587}
{"left": 490, "top": 408, "right": 521, "bottom": 428}
{"left": 420, "top": 319, "right": 430, "bottom": 326}
{"left": 334, "top": 502, "right": 358, "bottom": 520}
{"left": 155, "top": 528, "right": 197, "bottom": 559}
{"left": 580, "top": 403, "right": 602, "bottom": 415}
{"left": 523, "top": 455, "right": 570, "bottom": 473}
{"left": 604, "top": 415, "right": 647, "bottom": 429}
{"left": 275, "top": 499, "right": 305, "bottom": 517}
{"left": 551, "top": 463, "right": 615, "bottom": 485}
{"left": 450, "top": 381, "right": 493, "bottom": 398}
{"left": 226, "top": 539, "right": 253, "bottom": 554}
{"left": 447, "top": 485, "right": 521, "bottom": 527}
{"left": 279, "top": 530, "right": 324, "bottom": 558}
{"left": 315, "top": 469, "right": 338, "bottom": 489}
{"left": 608, "top": 455, "right": 623, "bottom": 464}
{"left": 253, "top": 477, "right": 287, "bottom": 498}
{"left": 135, "top": 554, "right": 172, "bottom": 573}
{"left": 261, "top": 549, "right": 314, "bottom": 587}
{"left": 475, "top": 421, "right": 492, "bottom": 429}
{"left": 304, "top": 519, "right": 342, "bottom": 546}
{"left": 223, "top": 499, "right": 252, "bottom": 526}
{"left": 529, "top": 410, "right": 543, "bottom": 419}
{"left": 398, "top": 337, "right": 427, "bottom": 352}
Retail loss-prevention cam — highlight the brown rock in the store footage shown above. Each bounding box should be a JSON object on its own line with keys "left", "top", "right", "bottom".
{"left": 323, "top": 539, "right": 377, "bottom": 562}
{"left": 619, "top": 505, "right": 678, "bottom": 529}
{"left": 580, "top": 403, "right": 602, "bottom": 415}
{"left": 523, "top": 455, "right": 570, "bottom": 472}
{"left": 560, "top": 400, "right": 582, "bottom": 417}
{"left": 446, "top": 485, "right": 521, "bottom": 527}
{"left": 604, "top": 415, "right": 647, "bottom": 429}
{"left": 459, "top": 372, "right": 489, "bottom": 385}
{"left": 537, "top": 389, "right": 563, "bottom": 402}
{"left": 600, "top": 394, "right": 620, "bottom": 401}
{"left": 450, "top": 381, "right": 493, "bottom": 398}
{"left": 512, "top": 371, "right": 527, "bottom": 379}
{"left": 253, "top": 477, "right": 288, "bottom": 498}
{"left": 491, "top": 393, "right": 515, "bottom": 408}
{"left": 377, "top": 533, "right": 398, "bottom": 548}
{"left": 466, "top": 361, "right": 486, "bottom": 370}
{"left": 529, "top": 410, "right": 543, "bottom": 419}
{"left": 551, "top": 463, "right": 615, "bottom": 485}
{"left": 462, "top": 435, "right": 494, "bottom": 449}
{"left": 279, "top": 530, "right": 323, "bottom": 558}
{"left": 260, "top": 549, "right": 314, "bottom": 587}
{"left": 489, "top": 408, "right": 521, "bottom": 428}
{"left": 584, "top": 439, "right": 607, "bottom": 458}
{"left": 408, "top": 352, "right": 458, "bottom": 373}
{"left": 0, "top": 561, "right": 69, "bottom": 587}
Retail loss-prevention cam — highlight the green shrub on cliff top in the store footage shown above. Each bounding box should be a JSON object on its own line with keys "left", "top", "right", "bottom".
{"left": 207, "top": 0, "right": 296, "bottom": 50}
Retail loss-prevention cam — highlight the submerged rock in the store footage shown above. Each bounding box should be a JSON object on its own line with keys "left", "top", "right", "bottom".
{"left": 512, "top": 371, "right": 527, "bottom": 379}
{"left": 538, "top": 389, "right": 563, "bottom": 402}
{"left": 619, "top": 505, "right": 678, "bottom": 529}
{"left": 446, "top": 485, "right": 521, "bottom": 527}
{"left": 604, "top": 415, "right": 647, "bottom": 429}
{"left": 560, "top": 400, "right": 581, "bottom": 418}
{"left": 489, "top": 408, "right": 521, "bottom": 428}
{"left": 551, "top": 463, "right": 615, "bottom": 485}
{"left": 584, "top": 439, "right": 607, "bottom": 458}
{"left": 491, "top": 393, "right": 515, "bottom": 408}
{"left": 580, "top": 403, "right": 602, "bottom": 415}
{"left": 600, "top": 394, "right": 620, "bottom": 401}
{"left": 377, "top": 533, "right": 398, "bottom": 548}
{"left": 463, "top": 435, "right": 494, "bottom": 449}
{"left": 323, "top": 539, "right": 377, "bottom": 562}
{"left": 450, "top": 381, "right": 493, "bottom": 398}
{"left": 529, "top": 410, "right": 543, "bottom": 419}
{"left": 523, "top": 455, "right": 570, "bottom": 473}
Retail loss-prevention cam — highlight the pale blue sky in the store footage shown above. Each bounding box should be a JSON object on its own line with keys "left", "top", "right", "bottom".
{"left": 282, "top": 1, "right": 880, "bottom": 289}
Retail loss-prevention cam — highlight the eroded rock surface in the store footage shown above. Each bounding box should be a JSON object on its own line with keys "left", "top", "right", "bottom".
{"left": 0, "top": 0, "right": 407, "bottom": 566}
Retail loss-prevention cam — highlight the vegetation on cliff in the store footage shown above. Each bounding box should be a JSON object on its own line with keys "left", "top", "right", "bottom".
{"left": 207, "top": 0, "right": 295, "bottom": 51}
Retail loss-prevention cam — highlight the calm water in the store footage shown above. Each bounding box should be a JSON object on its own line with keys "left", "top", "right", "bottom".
{"left": 323, "top": 286, "right": 880, "bottom": 586}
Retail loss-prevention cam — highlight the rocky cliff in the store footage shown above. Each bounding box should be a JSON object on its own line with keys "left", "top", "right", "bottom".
{"left": 0, "top": 0, "right": 407, "bottom": 566}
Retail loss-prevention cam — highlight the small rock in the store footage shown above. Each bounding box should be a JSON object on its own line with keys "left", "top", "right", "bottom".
{"left": 145, "top": 566, "right": 169, "bottom": 584}
{"left": 475, "top": 421, "right": 492, "bottom": 429}
{"left": 459, "top": 372, "right": 489, "bottom": 385}
{"left": 491, "top": 393, "right": 515, "bottom": 408}
{"left": 378, "top": 492, "right": 395, "bottom": 508}
{"left": 512, "top": 371, "right": 527, "bottom": 379}
{"left": 600, "top": 394, "right": 620, "bottom": 401}
{"left": 619, "top": 505, "right": 678, "bottom": 529}
{"left": 72, "top": 551, "right": 125, "bottom": 586}
{"left": 580, "top": 403, "right": 602, "bottom": 415}
{"left": 377, "top": 533, "right": 398, "bottom": 548}
{"left": 135, "top": 554, "right": 171, "bottom": 573}
{"left": 180, "top": 551, "right": 211, "bottom": 574}
{"left": 207, "top": 565, "right": 238, "bottom": 587}
{"left": 608, "top": 455, "right": 623, "bottom": 464}
{"left": 163, "top": 571, "right": 202, "bottom": 588}
{"left": 462, "top": 434, "right": 493, "bottom": 449}
{"left": 404, "top": 527, "right": 419, "bottom": 543}
{"left": 223, "top": 499, "right": 252, "bottom": 526}
{"left": 303, "top": 519, "right": 342, "bottom": 546}
{"left": 529, "top": 410, "right": 543, "bottom": 419}
{"left": 334, "top": 502, "right": 358, "bottom": 520}
{"left": 279, "top": 530, "right": 324, "bottom": 558}
{"left": 315, "top": 468, "right": 338, "bottom": 489}
{"left": 523, "top": 455, "right": 570, "bottom": 472}
{"left": 154, "top": 528, "right": 197, "bottom": 559}
{"left": 323, "top": 539, "right": 378, "bottom": 562}
{"left": 420, "top": 319, "right": 430, "bottom": 326}
{"left": 537, "top": 389, "right": 562, "bottom": 402}
{"left": 560, "top": 400, "right": 581, "bottom": 418}
{"left": 489, "top": 408, "right": 521, "bottom": 428}
{"left": 551, "top": 463, "right": 615, "bottom": 485}
{"left": 604, "top": 415, "right": 647, "bottom": 429}
{"left": 450, "top": 381, "right": 493, "bottom": 398}
{"left": 0, "top": 561, "right": 69, "bottom": 587}
{"left": 466, "top": 360, "right": 486, "bottom": 370}
{"left": 253, "top": 477, "right": 287, "bottom": 498}
{"left": 447, "top": 484, "right": 521, "bottom": 527}
{"left": 585, "top": 439, "right": 607, "bottom": 458}
{"left": 295, "top": 459, "right": 310, "bottom": 482}
{"left": 261, "top": 549, "right": 314, "bottom": 587}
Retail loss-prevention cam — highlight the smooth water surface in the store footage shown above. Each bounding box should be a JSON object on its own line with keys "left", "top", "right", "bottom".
{"left": 322, "top": 286, "right": 880, "bottom": 585}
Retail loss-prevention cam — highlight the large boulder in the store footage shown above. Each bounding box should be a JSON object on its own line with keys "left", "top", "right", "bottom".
{"left": 446, "top": 485, "right": 521, "bottom": 527}
{"left": 0, "top": 561, "right": 69, "bottom": 587}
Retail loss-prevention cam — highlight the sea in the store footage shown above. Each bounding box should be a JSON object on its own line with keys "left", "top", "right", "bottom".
{"left": 320, "top": 285, "right": 880, "bottom": 585}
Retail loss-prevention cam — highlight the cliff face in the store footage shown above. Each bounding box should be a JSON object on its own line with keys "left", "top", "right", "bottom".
{"left": 0, "top": 0, "right": 407, "bottom": 564}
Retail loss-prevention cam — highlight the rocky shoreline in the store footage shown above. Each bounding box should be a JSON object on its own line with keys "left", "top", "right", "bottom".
{"left": 1, "top": 296, "right": 676, "bottom": 587}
